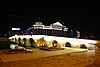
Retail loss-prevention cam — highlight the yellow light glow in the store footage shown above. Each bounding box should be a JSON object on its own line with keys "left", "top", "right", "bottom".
{"left": 37, "top": 37, "right": 46, "bottom": 47}
{"left": 51, "top": 40, "right": 58, "bottom": 47}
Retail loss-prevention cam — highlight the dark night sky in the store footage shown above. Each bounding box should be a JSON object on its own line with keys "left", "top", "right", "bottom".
{"left": 0, "top": 1, "right": 98, "bottom": 37}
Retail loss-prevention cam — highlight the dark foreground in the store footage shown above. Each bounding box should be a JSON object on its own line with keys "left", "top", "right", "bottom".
{"left": 0, "top": 48, "right": 100, "bottom": 67}
{"left": 0, "top": 40, "right": 100, "bottom": 67}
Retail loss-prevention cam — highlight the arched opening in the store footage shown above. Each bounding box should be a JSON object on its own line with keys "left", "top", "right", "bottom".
{"left": 52, "top": 40, "right": 58, "bottom": 47}
{"left": 37, "top": 37, "right": 46, "bottom": 47}
{"left": 29, "top": 38, "right": 35, "bottom": 47}
{"left": 18, "top": 37, "right": 22, "bottom": 46}
{"left": 23, "top": 38, "right": 27, "bottom": 47}
{"left": 65, "top": 42, "right": 71, "bottom": 47}
{"left": 12, "top": 38, "right": 14, "bottom": 42}
{"left": 15, "top": 37, "right": 17, "bottom": 43}
{"left": 80, "top": 44, "right": 87, "bottom": 49}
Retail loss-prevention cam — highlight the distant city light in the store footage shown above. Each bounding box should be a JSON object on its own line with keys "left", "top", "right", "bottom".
{"left": 12, "top": 28, "right": 20, "bottom": 30}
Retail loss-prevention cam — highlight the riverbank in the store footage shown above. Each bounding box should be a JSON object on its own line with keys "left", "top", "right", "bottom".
{"left": 0, "top": 40, "right": 100, "bottom": 67}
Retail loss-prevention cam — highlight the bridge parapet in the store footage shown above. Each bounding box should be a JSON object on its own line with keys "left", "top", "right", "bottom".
{"left": 9, "top": 35, "right": 97, "bottom": 49}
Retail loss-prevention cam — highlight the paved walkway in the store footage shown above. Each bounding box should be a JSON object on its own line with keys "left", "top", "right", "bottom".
{"left": 0, "top": 40, "right": 100, "bottom": 67}
{"left": 0, "top": 48, "right": 88, "bottom": 62}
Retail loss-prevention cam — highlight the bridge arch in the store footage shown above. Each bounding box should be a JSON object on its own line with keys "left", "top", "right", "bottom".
{"left": 37, "top": 37, "right": 46, "bottom": 47}
{"left": 51, "top": 40, "right": 58, "bottom": 47}
{"left": 80, "top": 44, "right": 87, "bottom": 49}
{"left": 65, "top": 42, "right": 71, "bottom": 47}
{"left": 29, "top": 38, "right": 35, "bottom": 47}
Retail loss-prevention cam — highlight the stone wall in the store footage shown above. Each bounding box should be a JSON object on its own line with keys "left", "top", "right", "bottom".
{"left": 9, "top": 35, "right": 97, "bottom": 49}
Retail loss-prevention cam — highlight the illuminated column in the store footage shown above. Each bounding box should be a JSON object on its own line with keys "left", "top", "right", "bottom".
{"left": 58, "top": 31, "right": 60, "bottom": 36}
{"left": 51, "top": 30, "right": 53, "bottom": 35}
{"left": 48, "top": 30, "right": 50, "bottom": 35}
{"left": 34, "top": 29, "right": 36, "bottom": 34}
{"left": 46, "top": 29, "right": 47, "bottom": 35}
{"left": 47, "top": 30, "right": 48, "bottom": 35}
{"left": 36, "top": 29, "right": 38, "bottom": 34}
{"left": 44, "top": 29, "right": 46, "bottom": 35}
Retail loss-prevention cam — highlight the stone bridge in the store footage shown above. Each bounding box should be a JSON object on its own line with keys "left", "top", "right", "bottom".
{"left": 9, "top": 35, "right": 97, "bottom": 49}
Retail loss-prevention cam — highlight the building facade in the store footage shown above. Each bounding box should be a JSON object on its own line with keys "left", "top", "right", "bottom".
{"left": 8, "top": 22, "right": 97, "bottom": 49}
{"left": 23, "top": 22, "right": 78, "bottom": 37}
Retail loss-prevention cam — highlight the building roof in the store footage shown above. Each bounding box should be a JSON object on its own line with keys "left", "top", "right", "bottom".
{"left": 52, "top": 22, "right": 63, "bottom": 26}
{"left": 35, "top": 22, "right": 42, "bottom": 25}
{"left": 33, "top": 22, "right": 44, "bottom": 26}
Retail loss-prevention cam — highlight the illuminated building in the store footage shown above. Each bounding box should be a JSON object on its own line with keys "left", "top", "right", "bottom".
{"left": 8, "top": 28, "right": 22, "bottom": 36}
{"left": 23, "top": 22, "right": 78, "bottom": 37}
{"left": 8, "top": 22, "right": 97, "bottom": 50}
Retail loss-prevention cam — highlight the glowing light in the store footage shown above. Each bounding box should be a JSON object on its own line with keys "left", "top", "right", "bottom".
{"left": 9, "top": 35, "right": 97, "bottom": 49}
{"left": 9, "top": 35, "right": 97, "bottom": 44}
{"left": 51, "top": 40, "right": 58, "bottom": 47}
{"left": 37, "top": 37, "right": 46, "bottom": 46}
{"left": 12, "top": 28, "right": 20, "bottom": 30}
{"left": 53, "top": 22, "right": 63, "bottom": 26}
